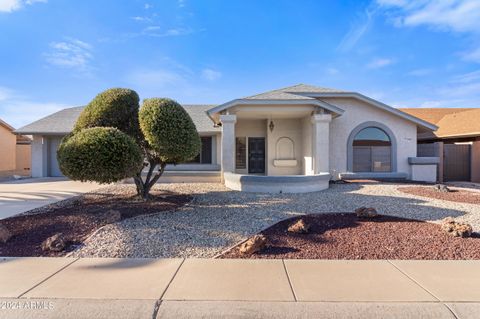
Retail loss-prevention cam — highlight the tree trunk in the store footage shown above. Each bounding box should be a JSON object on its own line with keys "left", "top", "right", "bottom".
{"left": 134, "top": 160, "right": 166, "bottom": 200}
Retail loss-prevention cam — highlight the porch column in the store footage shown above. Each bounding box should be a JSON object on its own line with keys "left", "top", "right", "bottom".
{"left": 31, "top": 135, "right": 48, "bottom": 177}
{"left": 311, "top": 114, "right": 331, "bottom": 174}
{"left": 220, "top": 114, "right": 237, "bottom": 174}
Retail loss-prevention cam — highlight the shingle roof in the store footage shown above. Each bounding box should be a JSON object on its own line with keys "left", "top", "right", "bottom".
{"left": 243, "top": 83, "right": 347, "bottom": 100}
{"left": 400, "top": 108, "right": 480, "bottom": 139}
{"left": 183, "top": 104, "right": 220, "bottom": 133}
{"left": 15, "top": 104, "right": 219, "bottom": 135}
{"left": 15, "top": 106, "right": 84, "bottom": 135}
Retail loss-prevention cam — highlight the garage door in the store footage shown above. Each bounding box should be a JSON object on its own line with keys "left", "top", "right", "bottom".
{"left": 47, "top": 136, "right": 64, "bottom": 177}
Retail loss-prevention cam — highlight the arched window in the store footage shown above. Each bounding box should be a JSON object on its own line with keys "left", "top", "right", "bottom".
{"left": 352, "top": 127, "right": 392, "bottom": 172}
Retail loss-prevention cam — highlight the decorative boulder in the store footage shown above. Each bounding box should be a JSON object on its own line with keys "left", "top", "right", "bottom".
{"left": 100, "top": 210, "right": 122, "bottom": 224}
{"left": 441, "top": 217, "right": 473, "bottom": 238}
{"left": 288, "top": 219, "right": 310, "bottom": 234}
{"left": 41, "top": 233, "right": 67, "bottom": 252}
{"left": 0, "top": 224, "right": 12, "bottom": 243}
{"left": 433, "top": 184, "right": 451, "bottom": 193}
{"left": 239, "top": 235, "right": 267, "bottom": 255}
{"left": 355, "top": 207, "right": 379, "bottom": 218}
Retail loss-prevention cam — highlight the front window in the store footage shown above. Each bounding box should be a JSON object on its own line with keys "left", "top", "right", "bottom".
{"left": 189, "top": 136, "right": 212, "bottom": 164}
{"left": 352, "top": 127, "right": 391, "bottom": 172}
{"left": 235, "top": 137, "right": 247, "bottom": 169}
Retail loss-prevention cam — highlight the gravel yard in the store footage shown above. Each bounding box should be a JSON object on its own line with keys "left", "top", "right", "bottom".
{"left": 71, "top": 182, "right": 480, "bottom": 258}
{"left": 220, "top": 214, "right": 480, "bottom": 260}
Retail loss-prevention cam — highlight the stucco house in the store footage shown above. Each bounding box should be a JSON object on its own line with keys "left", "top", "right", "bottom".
{"left": 15, "top": 84, "right": 439, "bottom": 192}
{"left": 0, "top": 118, "right": 31, "bottom": 177}
{"left": 401, "top": 108, "right": 480, "bottom": 183}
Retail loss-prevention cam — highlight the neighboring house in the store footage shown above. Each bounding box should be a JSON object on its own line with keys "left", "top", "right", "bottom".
{"left": 0, "top": 118, "right": 31, "bottom": 177}
{"left": 15, "top": 84, "right": 438, "bottom": 192}
{"left": 401, "top": 108, "right": 480, "bottom": 183}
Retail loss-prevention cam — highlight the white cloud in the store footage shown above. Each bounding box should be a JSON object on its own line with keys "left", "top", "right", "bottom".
{"left": 377, "top": 1, "right": 480, "bottom": 64}
{"left": 44, "top": 38, "right": 93, "bottom": 72}
{"left": 201, "top": 68, "right": 222, "bottom": 81}
{"left": 131, "top": 16, "right": 152, "bottom": 23}
{"left": 367, "top": 58, "right": 395, "bottom": 69}
{"left": 141, "top": 26, "right": 195, "bottom": 37}
{"left": 462, "top": 47, "right": 480, "bottom": 63}
{"left": 0, "top": 0, "right": 46, "bottom": 13}
{"left": 377, "top": 0, "right": 480, "bottom": 33}
{"left": 144, "top": 3, "right": 152, "bottom": 9}
{"left": 0, "top": 86, "right": 67, "bottom": 128}
{"left": 452, "top": 69, "right": 480, "bottom": 83}
{"left": 337, "top": 6, "right": 377, "bottom": 52}
{"left": 178, "top": 0, "right": 185, "bottom": 8}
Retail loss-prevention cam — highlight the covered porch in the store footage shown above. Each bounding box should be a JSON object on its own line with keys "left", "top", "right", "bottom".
{"left": 208, "top": 99, "right": 343, "bottom": 193}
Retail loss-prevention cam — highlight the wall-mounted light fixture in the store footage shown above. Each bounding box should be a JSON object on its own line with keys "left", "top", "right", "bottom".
{"left": 269, "top": 120, "right": 275, "bottom": 132}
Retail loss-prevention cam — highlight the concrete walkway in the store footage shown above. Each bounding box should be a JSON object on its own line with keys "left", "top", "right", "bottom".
{"left": 0, "top": 258, "right": 479, "bottom": 318}
{"left": 0, "top": 178, "right": 101, "bottom": 219}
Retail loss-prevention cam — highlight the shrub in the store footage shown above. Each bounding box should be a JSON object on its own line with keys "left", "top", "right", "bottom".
{"left": 74, "top": 88, "right": 140, "bottom": 137}
{"left": 59, "top": 89, "right": 202, "bottom": 199}
{"left": 57, "top": 127, "right": 143, "bottom": 184}
{"left": 139, "top": 98, "right": 201, "bottom": 164}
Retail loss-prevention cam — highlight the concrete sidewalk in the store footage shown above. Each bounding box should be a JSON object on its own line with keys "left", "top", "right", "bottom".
{"left": 1, "top": 257, "right": 479, "bottom": 318}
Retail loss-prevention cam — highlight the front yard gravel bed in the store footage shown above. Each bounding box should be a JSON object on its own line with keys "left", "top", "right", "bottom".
{"left": 220, "top": 213, "right": 480, "bottom": 259}
{"left": 71, "top": 182, "right": 480, "bottom": 258}
{"left": 398, "top": 186, "right": 480, "bottom": 205}
{"left": 0, "top": 185, "right": 189, "bottom": 257}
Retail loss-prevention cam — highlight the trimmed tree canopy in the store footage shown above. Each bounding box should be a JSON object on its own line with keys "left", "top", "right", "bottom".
{"left": 74, "top": 88, "right": 140, "bottom": 137}
{"left": 139, "top": 98, "right": 201, "bottom": 164}
{"left": 57, "top": 127, "right": 143, "bottom": 184}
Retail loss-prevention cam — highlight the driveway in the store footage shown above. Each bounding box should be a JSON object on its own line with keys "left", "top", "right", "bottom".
{"left": 0, "top": 178, "right": 102, "bottom": 219}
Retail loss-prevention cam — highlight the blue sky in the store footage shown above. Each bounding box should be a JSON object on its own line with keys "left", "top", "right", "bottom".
{"left": 1, "top": 0, "right": 480, "bottom": 128}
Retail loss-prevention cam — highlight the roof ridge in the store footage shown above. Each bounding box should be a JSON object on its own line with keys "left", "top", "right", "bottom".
{"left": 242, "top": 83, "right": 304, "bottom": 99}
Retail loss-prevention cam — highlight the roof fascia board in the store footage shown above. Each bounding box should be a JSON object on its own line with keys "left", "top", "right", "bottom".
{"left": 294, "top": 92, "right": 438, "bottom": 131}
{"left": 207, "top": 98, "right": 345, "bottom": 116}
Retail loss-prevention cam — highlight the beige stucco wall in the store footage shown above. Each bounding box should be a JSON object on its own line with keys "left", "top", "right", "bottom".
{"left": 0, "top": 125, "right": 16, "bottom": 176}
{"left": 15, "top": 144, "right": 31, "bottom": 176}
{"left": 323, "top": 97, "right": 417, "bottom": 179}
{"left": 267, "top": 119, "right": 303, "bottom": 176}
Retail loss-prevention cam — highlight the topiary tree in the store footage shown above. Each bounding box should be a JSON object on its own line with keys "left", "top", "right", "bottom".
{"left": 58, "top": 127, "right": 144, "bottom": 183}
{"left": 136, "top": 98, "right": 201, "bottom": 197}
{"left": 57, "top": 88, "right": 201, "bottom": 200}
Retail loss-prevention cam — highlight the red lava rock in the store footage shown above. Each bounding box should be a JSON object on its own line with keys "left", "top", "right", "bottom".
{"left": 220, "top": 213, "right": 480, "bottom": 260}
{"left": 239, "top": 235, "right": 267, "bottom": 255}
{"left": 399, "top": 186, "right": 480, "bottom": 205}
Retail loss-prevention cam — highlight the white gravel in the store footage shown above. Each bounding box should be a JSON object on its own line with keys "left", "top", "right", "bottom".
{"left": 71, "top": 182, "right": 480, "bottom": 258}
